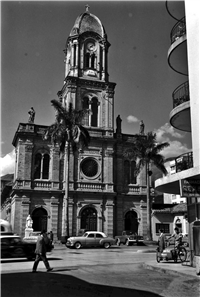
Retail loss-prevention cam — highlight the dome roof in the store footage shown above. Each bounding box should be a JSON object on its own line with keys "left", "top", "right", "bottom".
{"left": 69, "top": 11, "right": 105, "bottom": 38}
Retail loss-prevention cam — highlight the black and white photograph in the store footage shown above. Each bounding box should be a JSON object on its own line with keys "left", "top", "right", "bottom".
{"left": 1, "top": 0, "right": 200, "bottom": 296}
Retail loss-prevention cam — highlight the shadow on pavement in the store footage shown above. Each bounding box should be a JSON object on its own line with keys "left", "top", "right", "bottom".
{"left": 2, "top": 271, "right": 163, "bottom": 297}
{"left": 0, "top": 257, "right": 62, "bottom": 263}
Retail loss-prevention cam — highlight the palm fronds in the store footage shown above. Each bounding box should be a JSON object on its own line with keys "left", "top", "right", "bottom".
{"left": 44, "top": 99, "right": 90, "bottom": 158}
{"left": 134, "top": 131, "right": 169, "bottom": 176}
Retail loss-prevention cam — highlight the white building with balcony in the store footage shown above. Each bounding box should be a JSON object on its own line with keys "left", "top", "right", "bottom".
{"left": 155, "top": 1, "right": 200, "bottom": 270}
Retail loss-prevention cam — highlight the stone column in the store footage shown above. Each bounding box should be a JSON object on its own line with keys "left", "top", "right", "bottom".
{"left": 68, "top": 198, "right": 74, "bottom": 237}
{"left": 75, "top": 43, "right": 78, "bottom": 66}
{"left": 102, "top": 46, "right": 105, "bottom": 80}
{"left": 50, "top": 196, "right": 59, "bottom": 241}
{"left": 76, "top": 202, "right": 82, "bottom": 235}
{"left": 71, "top": 44, "right": 74, "bottom": 67}
{"left": 105, "top": 199, "right": 114, "bottom": 237}
{"left": 50, "top": 146, "right": 60, "bottom": 185}
{"left": 24, "top": 143, "right": 34, "bottom": 183}
{"left": 22, "top": 196, "right": 31, "bottom": 238}
{"left": 116, "top": 195, "right": 124, "bottom": 234}
{"left": 98, "top": 203, "right": 103, "bottom": 232}
{"left": 140, "top": 200, "right": 147, "bottom": 239}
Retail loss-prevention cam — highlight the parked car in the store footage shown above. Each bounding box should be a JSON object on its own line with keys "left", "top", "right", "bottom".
{"left": 23, "top": 231, "right": 54, "bottom": 252}
{"left": 1, "top": 234, "right": 35, "bottom": 259}
{"left": 115, "top": 231, "right": 144, "bottom": 246}
{"left": 66, "top": 231, "right": 116, "bottom": 249}
{"left": 61, "top": 229, "right": 88, "bottom": 244}
{"left": 0, "top": 219, "right": 13, "bottom": 234}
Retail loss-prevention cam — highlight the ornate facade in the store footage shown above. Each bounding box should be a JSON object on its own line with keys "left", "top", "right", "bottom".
{"left": 3, "top": 7, "right": 148, "bottom": 241}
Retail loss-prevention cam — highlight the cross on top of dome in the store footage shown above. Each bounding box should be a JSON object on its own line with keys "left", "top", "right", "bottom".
{"left": 85, "top": 4, "right": 90, "bottom": 12}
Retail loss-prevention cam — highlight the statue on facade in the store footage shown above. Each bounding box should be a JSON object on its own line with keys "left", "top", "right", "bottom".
{"left": 28, "top": 107, "right": 35, "bottom": 123}
{"left": 139, "top": 120, "right": 145, "bottom": 135}
{"left": 26, "top": 214, "right": 33, "bottom": 229}
{"left": 116, "top": 115, "right": 122, "bottom": 134}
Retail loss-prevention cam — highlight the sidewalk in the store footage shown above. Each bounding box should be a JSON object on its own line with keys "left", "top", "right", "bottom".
{"left": 137, "top": 245, "right": 200, "bottom": 279}
{"left": 143, "top": 260, "right": 199, "bottom": 279}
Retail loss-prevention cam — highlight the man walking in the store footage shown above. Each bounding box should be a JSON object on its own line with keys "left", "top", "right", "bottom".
{"left": 32, "top": 230, "right": 53, "bottom": 273}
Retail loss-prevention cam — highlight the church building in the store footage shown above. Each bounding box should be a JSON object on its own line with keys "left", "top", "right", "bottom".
{"left": 2, "top": 7, "right": 148, "bottom": 241}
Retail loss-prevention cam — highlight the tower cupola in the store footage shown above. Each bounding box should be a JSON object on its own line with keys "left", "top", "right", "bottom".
{"left": 64, "top": 5, "right": 110, "bottom": 81}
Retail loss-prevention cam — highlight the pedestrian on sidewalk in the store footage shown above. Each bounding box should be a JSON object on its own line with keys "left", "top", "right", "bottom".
{"left": 32, "top": 230, "right": 53, "bottom": 273}
{"left": 157, "top": 229, "right": 166, "bottom": 253}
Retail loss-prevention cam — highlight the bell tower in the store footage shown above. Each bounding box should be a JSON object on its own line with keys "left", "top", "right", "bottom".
{"left": 59, "top": 5, "right": 116, "bottom": 133}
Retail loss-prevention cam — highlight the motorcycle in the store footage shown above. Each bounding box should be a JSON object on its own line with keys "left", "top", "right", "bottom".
{"left": 156, "top": 241, "right": 187, "bottom": 263}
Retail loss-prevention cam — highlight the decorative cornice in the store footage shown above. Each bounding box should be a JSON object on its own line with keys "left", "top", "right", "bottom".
{"left": 62, "top": 76, "right": 116, "bottom": 91}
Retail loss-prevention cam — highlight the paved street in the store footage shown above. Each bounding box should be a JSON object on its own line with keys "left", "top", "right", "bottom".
{"left": 1, "top": 244, "right": 199, "bottom": 297}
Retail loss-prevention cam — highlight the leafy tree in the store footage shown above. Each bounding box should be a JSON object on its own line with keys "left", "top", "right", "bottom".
{"left": 124, "top": 132, "right": 169, "bottom": 241}
{"left": 44, "top": 99, "right": 90, "bottom": 237}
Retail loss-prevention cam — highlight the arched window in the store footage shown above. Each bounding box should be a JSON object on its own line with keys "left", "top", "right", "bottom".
{"left": 91, "top": 98, "right": 98, "bottom": 127}
{"left": 34, "top": 152, "right": 50, "bottom": 180}
{"left": 81, "top": 207, "right": 97, "bottom": 231}
{"left": 82, "top": 97, "right": 89, "bottom": 126}
{"left": 32, "top": 208, "right": 48, "bottom": 232}
{"left": 125, "top": 211, "right": 139, "bottom": 234}
{"left": 85, "top": 53, "right": 90, "bottom": 68}
{"left": 91, "top": 53, "right": 95, "bottom": 69}
{"left": 84, "top": 40, "right": 97, "bottom": 70}
{"left": 124, "top": 160, "right": 130, "bottom": 185}
{"left": 34, "top": 153, "right": 41, "bottom": 179}
{"left": 82, "top": 96, "right": 99, "bottom": 127}
{"left": 131, "top": 161, "right": 137, "bottom": 184}
{"left": 73, "top": 44, "right": 76, "bottom": 67}
{"left": 43, "top": 154, "right": 50, "bottom": 179}
{"left": 124, "top": 160, "right": 137, "bottom": 185}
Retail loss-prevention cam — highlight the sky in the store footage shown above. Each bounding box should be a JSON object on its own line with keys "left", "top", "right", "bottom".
{"left": 0, "top": 0, "right": 193, "bottom": 176}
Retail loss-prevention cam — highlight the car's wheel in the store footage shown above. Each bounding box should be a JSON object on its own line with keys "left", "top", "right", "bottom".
{"left": 74, "top": 242, "right": 81, "bottom": 249}
{"left": 103, "top": 242, "right": 110, "bottom": 249}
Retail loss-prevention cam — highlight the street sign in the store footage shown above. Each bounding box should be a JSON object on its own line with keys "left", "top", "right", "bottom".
{"left": 179, "top": 179, "right": 200, "bottom": 197}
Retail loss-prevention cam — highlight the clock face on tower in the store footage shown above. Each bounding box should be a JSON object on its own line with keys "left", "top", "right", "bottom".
{"left": 87, "top": 42, "right": 96, "bottom": 51}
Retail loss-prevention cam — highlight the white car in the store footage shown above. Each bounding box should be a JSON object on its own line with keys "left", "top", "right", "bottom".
{"left": 66, "top": 231, "right": 116, "bottom": 249}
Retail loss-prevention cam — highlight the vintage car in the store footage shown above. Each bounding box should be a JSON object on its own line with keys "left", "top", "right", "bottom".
{"left": 125, "top": 233, "right": 144, "bottom": 246}
{"left": 115, "top": 231, "right": 144, "bottom": 246}
{"left": 1, "top": 234, "right": 36, "bottom": 259}
{"left": 66, "top": 231, "right": 116, "bottom": 249}
{"left": 0, "top": 219, "right": 13, "bottom": 234}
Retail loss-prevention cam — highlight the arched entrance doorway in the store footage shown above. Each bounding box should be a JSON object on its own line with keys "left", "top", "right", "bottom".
{"left": 81, "top": 207, "right": 97, "bottom": 231}
{"left": 125, "top": 210, "right": 139, "bottom": 234}
{"left": 32, "top": 207, "right": 48, "bottom": 232}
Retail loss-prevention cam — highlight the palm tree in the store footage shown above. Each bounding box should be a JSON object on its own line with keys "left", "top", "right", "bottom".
{"left": 44, "top": 99, "right": 90, "bottom": 237}
{"left": 124, "top": 132, "right": 170, "bottom": 241}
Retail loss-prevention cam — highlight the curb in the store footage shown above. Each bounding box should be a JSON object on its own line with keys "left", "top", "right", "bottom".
{"left": 143, "top": 263, "right": 200, "bottom": 279}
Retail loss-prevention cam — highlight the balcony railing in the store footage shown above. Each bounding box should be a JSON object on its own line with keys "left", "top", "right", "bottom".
{"left": 124, "top": 185, "right": 147, "bottom": 195}
{"left": 172, "top": 81, "right": 190, "bottom": 108}
{"left": 170, "top": 17, "right": 186, "bottom": 44}
{"left": 13, "top": 179, "right": 60, "bottom": 190}
{"left": 75, "top": 182, "right": 104, "bottom": 191}
{"left": 175, "top": 152, "right": 193, "bottom": 173}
